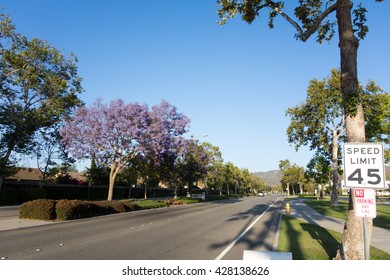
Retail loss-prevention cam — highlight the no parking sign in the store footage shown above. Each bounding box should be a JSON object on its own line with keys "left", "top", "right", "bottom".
{"left": 353, "top": 188, "right": 376, "bottom": 218}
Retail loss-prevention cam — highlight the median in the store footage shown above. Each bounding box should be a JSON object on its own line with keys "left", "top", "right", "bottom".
{"left": 19, "top": 197, "right": 201, "bottom": 221}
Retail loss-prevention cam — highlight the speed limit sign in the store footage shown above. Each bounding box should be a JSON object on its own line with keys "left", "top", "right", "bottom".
{"left": 343, "top": 143, "right": 386, "bottom": 189}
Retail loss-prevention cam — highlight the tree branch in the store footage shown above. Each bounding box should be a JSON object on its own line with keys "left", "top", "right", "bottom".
{"left": 274, "top": 3, "right": 338, "bottom": 42}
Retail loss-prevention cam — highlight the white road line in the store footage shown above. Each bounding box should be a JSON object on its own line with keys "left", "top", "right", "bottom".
{"left": 215, "top": 197, "right": 282, "bottom": 260}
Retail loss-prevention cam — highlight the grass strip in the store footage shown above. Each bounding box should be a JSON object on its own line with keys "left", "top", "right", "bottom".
{"left": 278, "top": 215, "right": 390, "bottom": 260}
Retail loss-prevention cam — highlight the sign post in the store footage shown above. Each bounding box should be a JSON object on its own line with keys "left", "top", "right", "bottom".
{"left": 353, "top": 188, "right": 376, "bottom": 260}
{"left": 343, "top": 142, "right": 386, "bottom": 260}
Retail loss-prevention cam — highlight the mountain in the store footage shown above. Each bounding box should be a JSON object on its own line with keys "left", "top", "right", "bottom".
{"left": 254, "top": 170, "right": 281, "bottom": 187}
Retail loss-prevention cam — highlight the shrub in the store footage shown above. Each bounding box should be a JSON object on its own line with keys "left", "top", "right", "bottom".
{"left": 55, "top": 200, "right": 95, "bottom": 221}
{"left": 93, "top": 200, "right": 135, "bottom": 214}
{"left": 0, "top": 188, "right": 18, "bottom": 205}
{"left": 165, "top": 197, "right": 200, "bottom": 205}
{"left": 131, "top": 200, "right": 168, "bottom": 210}
{"left": 19, "top": 199, "right": 57, "bottom": 220}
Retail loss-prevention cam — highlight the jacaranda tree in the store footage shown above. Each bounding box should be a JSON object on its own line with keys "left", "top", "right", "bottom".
{"left": 61, "top": 99, "right": 191, "bottom": 201}
{"left": 140, "top": 100, "right": 190, "bottom": 199}
{"left": 60, "top": 99, "right": 149, "bottom": 201}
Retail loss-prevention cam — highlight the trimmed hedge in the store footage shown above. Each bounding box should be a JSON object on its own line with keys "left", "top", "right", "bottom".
{"left": 93, "top": 200, "right": 136, "bottom": 215}
{"left": 18, "top": 195, "right": 212, "bottom": 221}
{"left": 19, "top": 199, "right": 171, "bottom": 221}
{"left": 131, "top": 200, "right": 169, "bottom": 209}
{"left": 19, "top": 199, "right": 57, "bottom": 220}
{"left": 55, "top": 200, "right": 96, "bottom": 221}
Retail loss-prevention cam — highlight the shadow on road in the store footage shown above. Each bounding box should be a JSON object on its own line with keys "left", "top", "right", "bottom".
{"left": 209, "top": 197, "right": 283, "bottom": 255}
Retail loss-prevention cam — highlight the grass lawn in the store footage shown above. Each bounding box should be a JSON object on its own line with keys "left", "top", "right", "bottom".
{"left": 304, "top": 197, "right": 390, "bottom": 229}
{"left": 277, "top": 215, "right": 390, "bottom": 260}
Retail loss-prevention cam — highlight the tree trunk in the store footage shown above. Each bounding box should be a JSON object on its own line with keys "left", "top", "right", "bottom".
{"left": 330, "top": 130, "right": 340, "bottom": 206}
{"left": 144, "top": 184, "right": 148, "bottom": 200}
{"left": 107, "top": 177, "right": 115, "bottom": 201}
{"left": 107, "top": 165, "right": 120, "bottom": 201}
{"left": 335, "top": 0, "right": 372, "bottom": 260}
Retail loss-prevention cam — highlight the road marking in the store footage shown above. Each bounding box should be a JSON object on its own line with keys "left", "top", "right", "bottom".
{"left": 215, "top": 197, "right": 282, "bottom": 260}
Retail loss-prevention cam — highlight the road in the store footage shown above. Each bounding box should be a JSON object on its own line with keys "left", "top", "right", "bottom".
{"left": 0, "top": 195, "right": 284, "bottom": 260}
{"left": 0, "top": 206, "right": 19, "bottom": 219}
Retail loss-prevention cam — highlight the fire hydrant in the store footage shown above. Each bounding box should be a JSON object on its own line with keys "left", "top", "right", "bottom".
{"left": 285, "top": 203, "right": 290, "bottom": 214}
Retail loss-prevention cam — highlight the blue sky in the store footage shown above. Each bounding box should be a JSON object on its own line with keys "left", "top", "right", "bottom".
{"left": 2, "top": 1, "right": 389, "bottom": 172}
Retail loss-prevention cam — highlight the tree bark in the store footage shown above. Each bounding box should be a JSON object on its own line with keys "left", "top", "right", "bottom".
{"left": 330, "top": 130, "right": 340, "bottom": 206}
{"left": 335, "top": 0, "right": 372, "bottom": 260}
{"left": 108, "top": 176, "right": 115, "bottom": 201}
{"left": 108, "top": 164, "right": 120, "bottom": 201}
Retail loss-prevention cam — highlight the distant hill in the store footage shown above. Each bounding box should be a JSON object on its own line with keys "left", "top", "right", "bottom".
{"left": 255, "top": 166, "right": 389, "bottom": 187}
{"left": 254, "top": 170, "right": 281, "bottom": 187}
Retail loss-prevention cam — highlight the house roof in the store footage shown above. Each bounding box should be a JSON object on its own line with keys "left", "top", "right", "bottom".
{"left": 6, "top": 167, "right": 87, "bottom": 182}
{"left": 7, "top": 167, "right": 42, "bottom": 181}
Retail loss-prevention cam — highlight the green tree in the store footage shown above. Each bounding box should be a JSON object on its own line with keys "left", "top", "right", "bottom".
{"left": 176, "top": 139, "right": 210, "bottom": 197}
{"left": 217, "top": 0, "right": 385, "bottom": 260}
{"left": 287, "top": 69, "right": 390, "bottom": 207}
{"left": 279, "top": 159, "right": 295, "bottom": 196}
{"left": 306, "top": 153, "right": 333, "bottom": 198}
{"left": 286, "top": 69, "right": 344, "bottom": 206}
{"left": 33, "top": 126, "right": 76, "bottom": 183}
{"left": 85, "top": 157, "right": 110, "bottom": 186}
{"left": 363, "top": 82, "right": 390, "bottom": 164}
{"left": 222, "top": 162, "right": 240, "bottom": 195}
{"left": 202, "top": 142, "right": 223, "bottom": 194}
{"left": 0, "top": 12, "right": 83, "bottom": 188}
{"left": 202, "top": 142, "right": 225, "bottom": 195}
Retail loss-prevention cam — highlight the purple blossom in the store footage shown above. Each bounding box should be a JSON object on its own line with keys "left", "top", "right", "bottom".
{"left": 141, "top": 100, "right": 190, "bottom": 166}
{"left": 60, "top": 98, "right": 190, "bottom": 200}
{"left": 60, "top": 99, "right": 148, "bottom": 164}
{"left": 60, "top": 99, "right": 149, "bottom": 200}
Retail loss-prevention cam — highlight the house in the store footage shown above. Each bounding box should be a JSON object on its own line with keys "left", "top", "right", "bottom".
{"left": 5, "top": 167, "right": 87, "bottom": 186}
{"left": 6, "top": 167, "right": 42, "bottom": 183}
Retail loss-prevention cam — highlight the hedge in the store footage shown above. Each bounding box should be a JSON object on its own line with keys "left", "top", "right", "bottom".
{"left": 55, "top": 200, "right": 97, "bottom": 221}
{"left": 19, "top": 199, "right": 57, "bottom": 220}
{"left": 18, "top": 199, "right": 168, "bottom": 221}
{"left": 17, "top": 195, "right": 224, "bottom": 222}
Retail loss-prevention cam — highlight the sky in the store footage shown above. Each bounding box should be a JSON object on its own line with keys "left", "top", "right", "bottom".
{"left": 2, "top": 1, "right": 390, "bottom": 173}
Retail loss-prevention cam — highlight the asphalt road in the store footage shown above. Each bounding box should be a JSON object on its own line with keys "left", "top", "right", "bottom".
{"left": 0, "top": 195, "right": 284, "bottom": 260}
{"left": 0, "top": 206, "right": 19, "bottom": 219}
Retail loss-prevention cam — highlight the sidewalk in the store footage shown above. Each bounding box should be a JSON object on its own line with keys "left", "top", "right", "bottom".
{"left": 0, "top": 206, "right": 54, "bottom": 231}
{"left": 283, "top": 198, "right": 390, "bottom": 254}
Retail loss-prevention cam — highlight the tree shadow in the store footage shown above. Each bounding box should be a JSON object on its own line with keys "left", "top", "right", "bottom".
{"left": 300, "top": 223, "right": 339, "bottom": 259}
{"left": 281, "top": 215, "right": 340, "bottom": 260}
{"left": 280, "top": 216, "right": 302, "bottom": 260}
{"left": 209, "top": 199, "right": 283, "bottom": 254}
